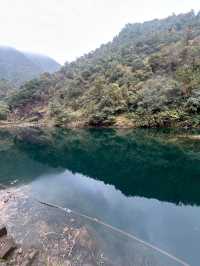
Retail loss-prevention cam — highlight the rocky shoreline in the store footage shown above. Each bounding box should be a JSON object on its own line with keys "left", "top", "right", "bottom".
{"left": 0, "top": 184, "right": 175, "bottom": 266}
{"left": 0, "top": 186, "right": 111, "bottom": 266}
{"left": 0, "top": 121, "right": 48, "bottom": 129}
{"left": 1, "top": 120, "right": 200, "bottom": 130}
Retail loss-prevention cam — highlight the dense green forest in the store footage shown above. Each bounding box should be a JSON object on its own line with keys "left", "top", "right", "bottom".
{"left": 0, "top": 79, "right": 13, "bottom": 98}
{"left": 3, "top": 11, "right": 200, "bottom": 128}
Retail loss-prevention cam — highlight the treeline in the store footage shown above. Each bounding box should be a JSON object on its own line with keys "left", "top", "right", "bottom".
{"left": 5, "top": 11, "right": 200, "bottom": 128}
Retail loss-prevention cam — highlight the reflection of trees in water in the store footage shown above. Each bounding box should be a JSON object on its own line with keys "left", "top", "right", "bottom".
{"left": 0, "top": 129, "right": 55, "bottom": 184}
{"left": 1, "top": 127, "right": 200, "bottom": 205}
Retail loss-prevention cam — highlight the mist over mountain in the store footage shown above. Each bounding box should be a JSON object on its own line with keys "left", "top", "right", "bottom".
{"left": 0, "top": 46, "right": 61, "bottom": 88}
{"left": 23, "top": 52, "right": 61, "bottom": 75}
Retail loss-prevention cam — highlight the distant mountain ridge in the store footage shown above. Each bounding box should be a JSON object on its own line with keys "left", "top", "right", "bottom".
{"left": 0, "top": 46, "right": 61, "bottom": 87}
{"left": 23, "top": 52, "right": 61, "bottom": 75}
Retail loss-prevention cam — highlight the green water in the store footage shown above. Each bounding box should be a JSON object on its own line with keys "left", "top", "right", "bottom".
{"left": 0, "top": 128, "right": 200, "bottom": 265}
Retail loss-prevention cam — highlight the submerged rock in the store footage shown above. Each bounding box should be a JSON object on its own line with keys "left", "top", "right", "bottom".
{"left": 0, "top": 187, "right": 112, "bottom": 266}
{"left": 0, "top": 186, "right": 168, "bottom": 266}
{"left": 0, "top": 184, "right": 6, "bottom": 190}
{"left": 0, "top": 226, "right": 7, "bottom": 237}
{"left": 0, "top": 236, "right": 16, "bottom": 259}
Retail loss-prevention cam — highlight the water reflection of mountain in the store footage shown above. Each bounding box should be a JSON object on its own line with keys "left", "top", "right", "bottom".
{"left": 1, "top": 128, "right": 200, "bottom": 205}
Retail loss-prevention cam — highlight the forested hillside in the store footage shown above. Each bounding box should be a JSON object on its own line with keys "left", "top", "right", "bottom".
{"left": 5, "top": 11, "right": 200, "bottom": 128}
{"left": 0, "top": 79, "right": 13, "bottom": 98}
{"left": 0, "top": 46, "right": 60, "bottom": 88}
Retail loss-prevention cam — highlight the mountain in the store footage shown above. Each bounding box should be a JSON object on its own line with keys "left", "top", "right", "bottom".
{"left": 23, "top": 52, "right": 61, "bottom": 74}
{"left": 5, "top": 11, "right": 200, "bottom": 128}
{"left": 0, "top": 46, "right": 60, "bottom": 88}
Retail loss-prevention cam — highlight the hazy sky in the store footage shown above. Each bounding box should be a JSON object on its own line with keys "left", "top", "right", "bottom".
{"left": 0, "top": 0, "right": 199, "bottom": 64}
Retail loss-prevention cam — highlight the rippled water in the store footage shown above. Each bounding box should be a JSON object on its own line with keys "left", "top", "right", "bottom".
{"left": 0, "top": 128, "right": 200, "bottom": 265}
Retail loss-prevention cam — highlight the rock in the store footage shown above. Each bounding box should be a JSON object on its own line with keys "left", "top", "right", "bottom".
{"left": 3, "top": 198, "right": 9, "bottom": 203}
{"left": 0, "top": 184, "right": 6, "bottom": 190}
{"left": 5, "top": 247, "right": 40, "bottom": 266}
{"left": 0, "top": 225, "right": 7, "bottom": 237}
{"left": 78, "top": 227, "right": 94, "bottom": 250}
{"left": 0, "top": 236, "right": 16, "bottom": 259}
{"left": 21, "top": 260, "right": 32, "bottom": 266}
{"left": 63, "top": 260, "right": 71, "bottom": 266}
{"left": 28, "top": 250, "right": 38, "bottom": 260}
{"left": 63, "top": 226, "right": 69, "bottom": 234}
{"left": 20, "top": 249, "right": 38, "bottom": 266}
{"left": 17, "top": 248, "right": 23, "bottom": 254}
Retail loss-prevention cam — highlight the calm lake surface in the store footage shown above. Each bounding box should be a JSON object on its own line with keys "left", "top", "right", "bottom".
{"left": 0, "top": 128, "right": 200, "bottom": 265}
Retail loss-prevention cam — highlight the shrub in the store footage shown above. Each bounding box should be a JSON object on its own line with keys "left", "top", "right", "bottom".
{"left": 135, "top": 78, "right": 181, "bottom": 113}
{"left": 0, "top": 102, "right": 9, "bottom": 120}
{"left": 185, "top": 89, "right": 200, "bottom": 113}
{"left": 176, "top": 64, "right": 200, "bottom": 95}
{"left": 89, "top": 112, "right": 115, "bottom": 126}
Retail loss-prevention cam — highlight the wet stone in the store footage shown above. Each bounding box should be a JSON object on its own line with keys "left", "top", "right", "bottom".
{"left": 0, "top": 226, "right": 7, "bottom": 237}
{"left": 0, "top": 184, "right": 6, "bottom": 191}
{"left": 0, "top": 236, "right": 16, "bottom": 259}
{"left": 0, "top": 187, "right": 117, "bottom": 265}
{"left": 21, "top": 249, "right": 39, "bottom": 266}
{"left": 7, "top": 247, "right": 39, "bottom": 266}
